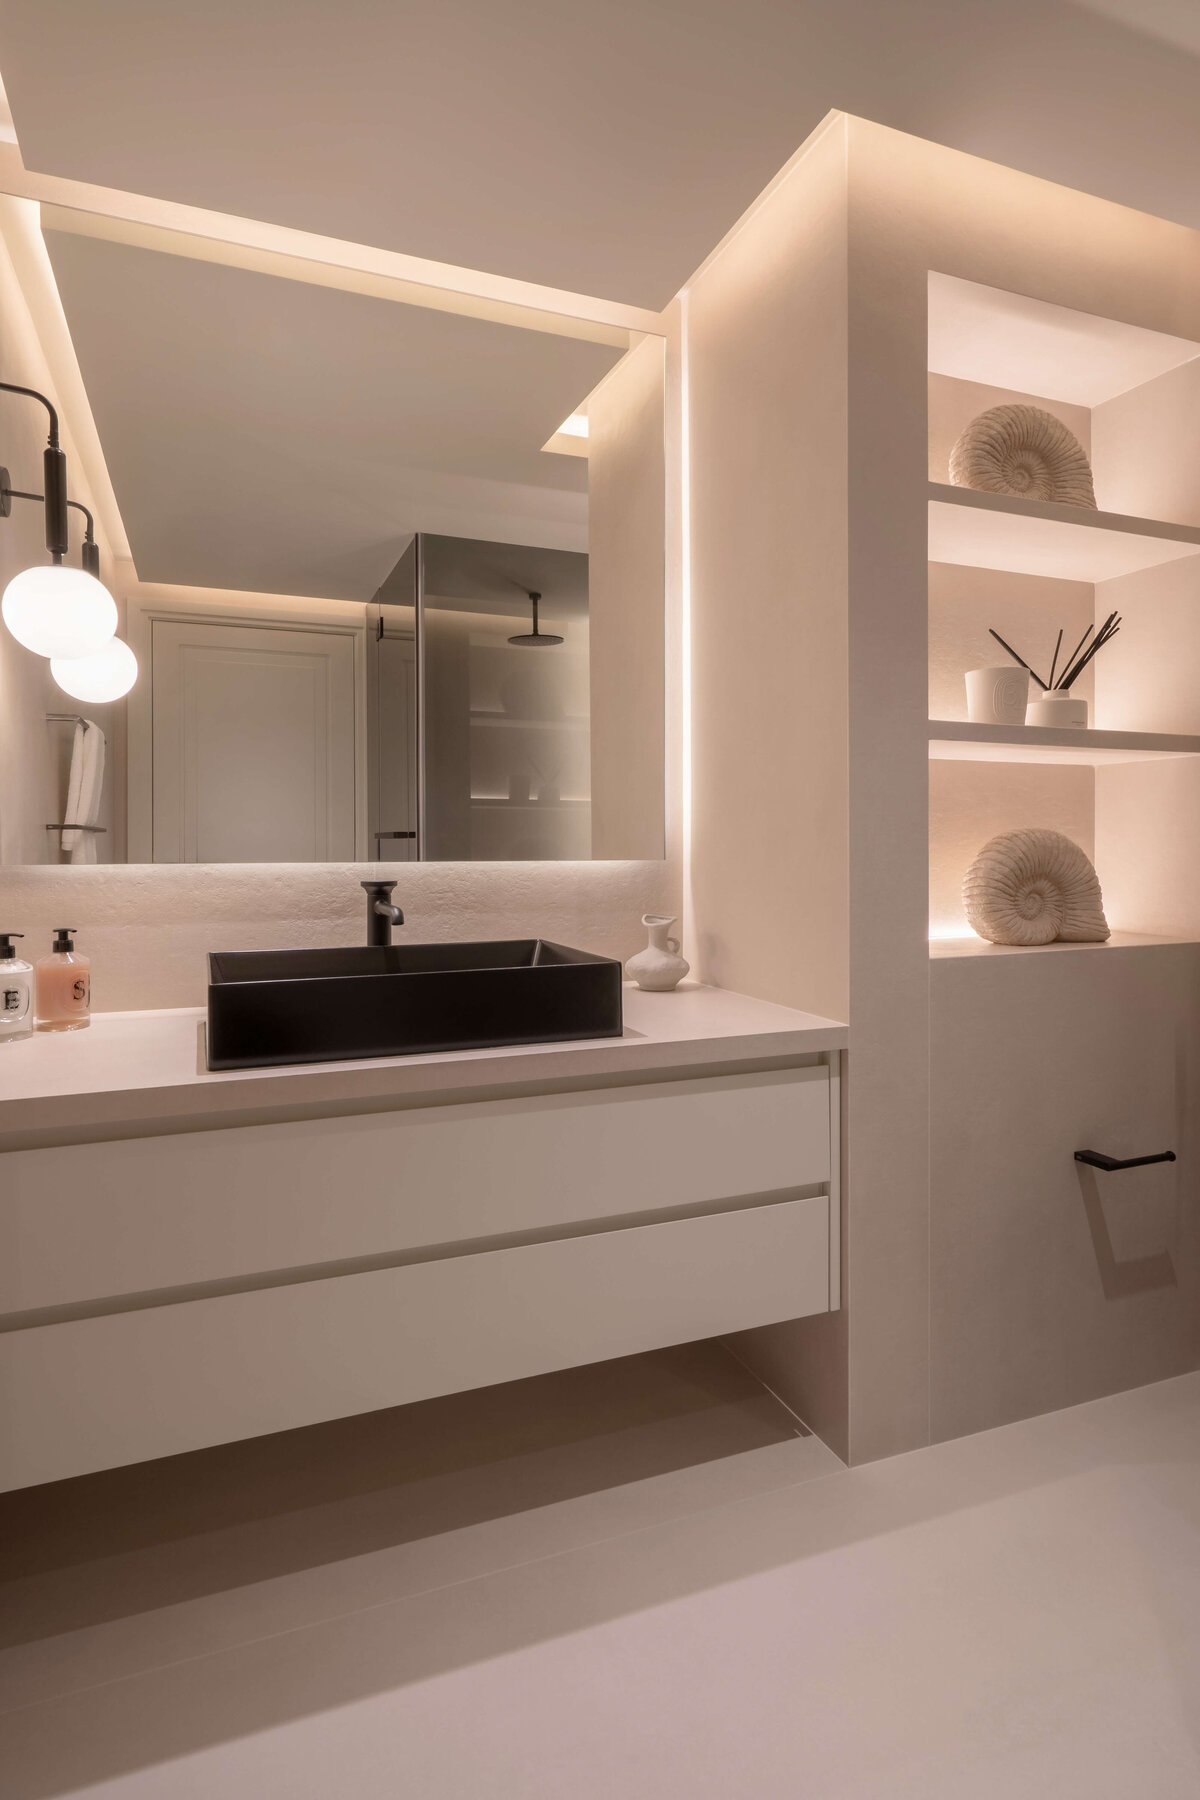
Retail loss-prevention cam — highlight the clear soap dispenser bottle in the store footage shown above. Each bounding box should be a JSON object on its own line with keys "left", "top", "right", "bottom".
{"left": 36, "top": 928, "right": 91, "bottom": 1032}
{"left": 0, "top": 933, "right": 33, "bottom": 1044}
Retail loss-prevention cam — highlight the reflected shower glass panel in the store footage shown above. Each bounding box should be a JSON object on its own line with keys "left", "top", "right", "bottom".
{"left": 420, "top": 535, "right": 590, "bottom": 861}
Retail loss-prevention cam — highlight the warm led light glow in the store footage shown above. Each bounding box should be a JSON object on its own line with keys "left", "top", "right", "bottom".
{"left": 928, "top": 922, "right": 982, "bottom": 941}
{"left": 1, "top": 565, "right": 117, "bottom": 659}
{"left": 51, "top": 636, "right": 138, "bottom": 702}
{"left": 557, "top": 412, "right": 589, "bottom": 438}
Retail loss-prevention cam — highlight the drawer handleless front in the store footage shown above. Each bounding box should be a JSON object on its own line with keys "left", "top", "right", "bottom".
{"left": 0, "top": 1194, "right": 830, "bottom": 1491}
{"left": 0, "top": 1067, "right": 832, "bottom": 1317}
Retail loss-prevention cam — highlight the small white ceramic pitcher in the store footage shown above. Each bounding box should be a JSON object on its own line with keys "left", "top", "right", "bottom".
{"left": 625, "top": 914, "right": 690, "bottom": 992}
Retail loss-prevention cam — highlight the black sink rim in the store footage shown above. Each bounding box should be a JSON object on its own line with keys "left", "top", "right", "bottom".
{"left": 208, "top": 938, "right": 619, "bottom": 987}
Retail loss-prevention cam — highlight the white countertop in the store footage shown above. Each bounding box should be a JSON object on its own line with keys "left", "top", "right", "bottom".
{"left": 0, "top": 982, "right": 846, "bottom": 1148}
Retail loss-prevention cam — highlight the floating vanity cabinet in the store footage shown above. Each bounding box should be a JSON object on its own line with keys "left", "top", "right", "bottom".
{"left": 0, "top": 992, "right": 844, "bottom": 1489}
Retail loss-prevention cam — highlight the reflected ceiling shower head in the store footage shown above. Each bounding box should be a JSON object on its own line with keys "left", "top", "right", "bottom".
{"left": 508, "top": 591, "right": 562, "bottom": 647}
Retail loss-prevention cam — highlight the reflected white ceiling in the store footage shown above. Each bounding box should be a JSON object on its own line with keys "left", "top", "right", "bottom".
{"left": 5, "top": 2, "right": 1200, "bottom": 307}
{"left": 1070, "top": 0, "right": 1200, "bottom": 56}
{"left": 42, "top": 229, "right": 618, "bottom": 598}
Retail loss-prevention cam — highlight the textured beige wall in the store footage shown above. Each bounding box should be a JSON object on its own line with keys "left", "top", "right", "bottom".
{"left": 1095, "top": 758, "right": 1200, "bottom": 940}
{"left": 840, "top": 119, "right": 936, "bottom": 1462}
{"left": 0, "top": 859, "right": 679, "bottom": 1011}
{"left": 687, "top": 120, "right": 851, "bottom": 1459}
{"left": 1092, "top": 355, "right": 1200, "bottom": 527}
{"left": 687, "top": 118, "right": 850, "bottom": 1024}
{"left": 1091, "top": 553, "right": 1200, "bottom": 738}
{"left": 1089, "top": 542, "right": 1200, "bottom": 941}
{"left": 588, "top": 336, "right": 667, "bottom": 860}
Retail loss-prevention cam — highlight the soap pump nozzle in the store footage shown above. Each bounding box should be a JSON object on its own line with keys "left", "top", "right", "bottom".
{"left": 52, "top": 928, "right": 77, "bottom": 953}
{"left": 0, "top": 933, "right": 24, "bottom": 959}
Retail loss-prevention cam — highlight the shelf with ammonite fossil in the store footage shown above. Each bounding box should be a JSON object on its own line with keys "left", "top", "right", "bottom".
{"left": 929, "top": 483, "right": 1200, "bottom": 583}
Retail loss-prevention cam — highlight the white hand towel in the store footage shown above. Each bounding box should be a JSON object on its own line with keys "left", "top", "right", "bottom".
{"left": 60, "top": 720, "right": 105, "bottom": 864}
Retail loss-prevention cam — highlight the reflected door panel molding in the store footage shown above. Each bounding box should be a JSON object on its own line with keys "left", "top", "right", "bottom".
{"left": 126, "top": 602, "right": 367, "bottom": 863}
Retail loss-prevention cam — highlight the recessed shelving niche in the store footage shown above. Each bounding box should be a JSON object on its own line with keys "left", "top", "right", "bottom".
{"left": 927, "top": 273, "right": 1200, "bottom": 951}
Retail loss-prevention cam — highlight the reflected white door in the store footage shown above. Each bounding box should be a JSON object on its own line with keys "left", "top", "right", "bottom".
{"left": 149, "top": 618, "right": 358, "bottom": 862}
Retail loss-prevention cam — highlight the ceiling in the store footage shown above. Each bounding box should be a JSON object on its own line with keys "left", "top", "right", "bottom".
{"left": 5, "top": 2, "right": 1200, "bottom": 309}
{"left": 1070, "top": 0, "right": 1200, "bottom": 55}
{"left": 42, "top": 227, "right": 619, "bottom": 598}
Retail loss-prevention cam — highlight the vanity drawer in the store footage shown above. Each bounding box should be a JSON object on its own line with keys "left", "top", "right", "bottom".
{"left": 0, "top": 1066, "right": 832, "bottom": 1316}
{"left": 0, "top": 1192, "right": 832, "bottom": 1489}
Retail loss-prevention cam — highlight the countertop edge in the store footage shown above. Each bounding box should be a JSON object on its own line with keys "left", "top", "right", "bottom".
{"left": 0, "top": 991, "right": 848, "bottom": 1150}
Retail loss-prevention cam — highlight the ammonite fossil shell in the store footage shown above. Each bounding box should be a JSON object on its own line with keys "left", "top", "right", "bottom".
{"left": 949, "top": 404, "right": 1097, "bottom": 509}
{"left": 963, "top": 828, "right": 1110, "bottom": 946}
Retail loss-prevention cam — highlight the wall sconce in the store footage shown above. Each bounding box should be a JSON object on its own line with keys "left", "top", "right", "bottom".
{"left": 0, "top": 466, "right": 137, "bottom": 699}
{"left": 1, "top": 470, "right": 100, "bottom": 574}
{"left": 0, "top": 382, "right": 117, "bottom": 659}
{"left": 49, "top": 636, "right": 137, "bottom": 702}
{"left": 0, "top": 382, "right": 137, "bottom": 698}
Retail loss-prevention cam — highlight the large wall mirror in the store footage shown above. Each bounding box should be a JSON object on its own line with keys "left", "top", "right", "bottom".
{"left": 0, "top": 201, "right": 667, "bottom": 864}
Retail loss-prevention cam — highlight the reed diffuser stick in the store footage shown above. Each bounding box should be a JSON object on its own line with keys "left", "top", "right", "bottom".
{"left": 1058, "top": 612, "right": 1117, "bottom": 690}
{"left": 1058, "top": 623, "right": 1093, "bottom": 688}
{"left": 1059, "top": 615, "right": 1119, "bottom": 690}
{"left": 988, "top": 628, "right": 1049, "bottom": 690}
{"left": 1047, "top": 628, "right": 1063, "bottom": 691}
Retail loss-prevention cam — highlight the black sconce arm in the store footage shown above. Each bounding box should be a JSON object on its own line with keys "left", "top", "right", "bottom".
{"left": 0, "top": 381, "right": 69, "bottom": 562}
{"left": 0, "top": 380, "right": 60, "bottom": 447}
{"left": 0, "top": 469, "right": 99, "bottom": 575}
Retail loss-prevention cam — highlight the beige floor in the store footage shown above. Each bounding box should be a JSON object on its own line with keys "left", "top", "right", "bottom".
{"left": 2, "top": 1345, "right": 1198, "bottom": 1798}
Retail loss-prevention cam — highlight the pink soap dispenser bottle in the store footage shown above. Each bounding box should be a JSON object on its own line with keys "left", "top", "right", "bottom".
{"left": 36, "top": 928, "right": 91, "bottom": 1032}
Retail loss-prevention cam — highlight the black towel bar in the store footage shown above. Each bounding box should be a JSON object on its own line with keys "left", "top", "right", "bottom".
{"left": 1074, "top": 1149, "right": 1176, "bottom": 1173}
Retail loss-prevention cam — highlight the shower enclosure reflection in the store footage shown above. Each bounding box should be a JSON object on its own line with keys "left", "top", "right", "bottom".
{"left": 423, "top": 536, "right": 589, "bottom": 860}
{"left": 368, "top": 534, "right": 589, "bottom": 862}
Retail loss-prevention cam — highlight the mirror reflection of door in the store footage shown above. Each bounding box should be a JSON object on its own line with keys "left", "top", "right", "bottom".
{"left": 130, "top": 610, "right": 364, "bottom": 862}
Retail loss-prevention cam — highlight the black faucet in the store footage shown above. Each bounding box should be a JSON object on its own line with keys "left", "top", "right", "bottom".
{"left": 362, "top": 879, "right": 404, "bottom": 947}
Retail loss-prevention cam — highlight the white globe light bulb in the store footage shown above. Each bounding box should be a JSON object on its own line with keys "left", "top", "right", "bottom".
{"left": 50, "top": 636, "right": 138, "bottom": 703}
{"left": 1, "top": 565, "right": 118, "bottom": 659}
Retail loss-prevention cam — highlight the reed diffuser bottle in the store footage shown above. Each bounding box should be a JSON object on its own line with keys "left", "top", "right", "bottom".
{"left": 36, "top": 928, "right": 91, "bottom": 1032}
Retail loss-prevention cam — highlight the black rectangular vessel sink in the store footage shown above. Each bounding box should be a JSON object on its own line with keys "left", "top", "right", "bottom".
{"left": 206, "top": 940, "right": 624, "bottom": 1070}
